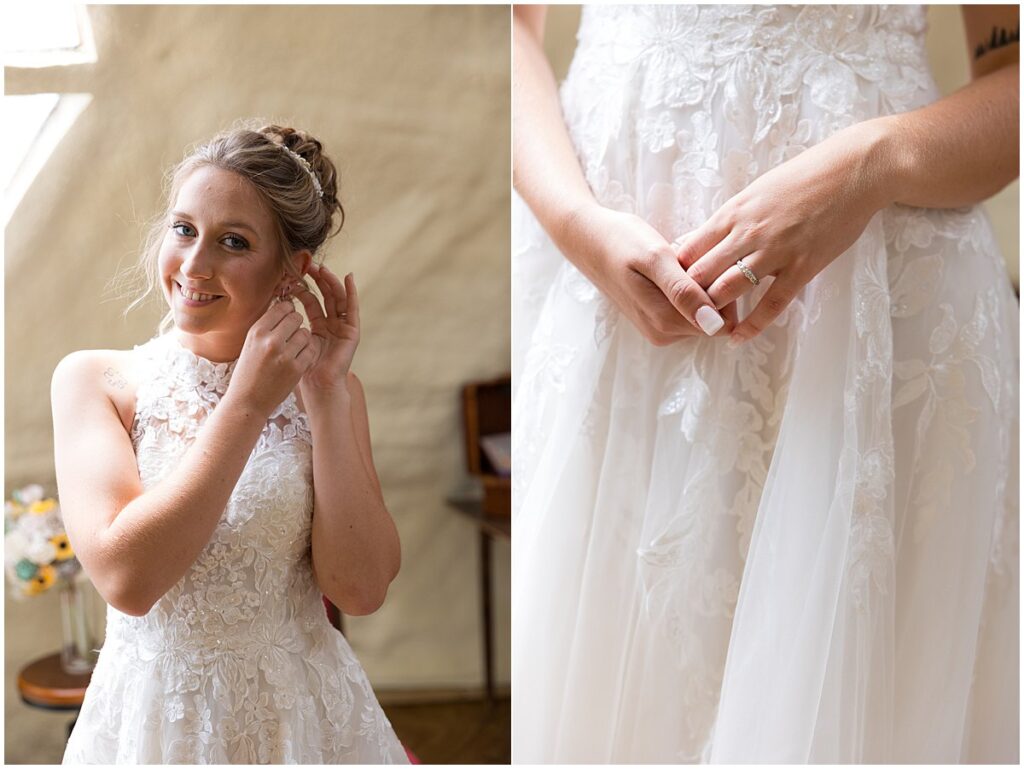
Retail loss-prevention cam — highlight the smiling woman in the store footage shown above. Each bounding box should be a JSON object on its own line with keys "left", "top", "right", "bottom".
{"left": 50, "top": 122, "right": 408, "bottom": 764}
{"left": 159, "top": 166, "right": 299, "bottom": 360}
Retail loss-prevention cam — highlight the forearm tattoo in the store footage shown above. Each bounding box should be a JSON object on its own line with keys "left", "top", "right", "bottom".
{"left": 974, "top": 24, "right": 1020, "bottom": 60}
{"left": 103, "top": 367, "right": 127, "bottom": 389}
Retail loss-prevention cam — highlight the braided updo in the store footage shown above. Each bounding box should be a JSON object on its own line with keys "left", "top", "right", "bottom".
{"left": 126, "top": 119, "right": 344, "bottom": 326}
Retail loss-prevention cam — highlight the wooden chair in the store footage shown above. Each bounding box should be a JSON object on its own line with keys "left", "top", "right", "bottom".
{"left": 461, "top": 376, "right": 511, "bottom": 517}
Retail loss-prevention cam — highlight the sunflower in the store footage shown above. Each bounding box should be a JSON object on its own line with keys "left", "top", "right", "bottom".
{"left": 50, "top": 533, "right": 75, "bottom": 561}
{"left": 24, "top": 564, "right": 56, "bottom": 596}
{"left": 29, "top": 499, "right": 57, "bottom": 515}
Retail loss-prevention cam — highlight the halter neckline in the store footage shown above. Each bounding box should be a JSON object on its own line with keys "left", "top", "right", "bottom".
{"left": 163, "top": 331, "right": 238, "bottom": 390}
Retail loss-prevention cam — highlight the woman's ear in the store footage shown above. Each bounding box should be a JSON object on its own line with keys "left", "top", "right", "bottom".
{"left": 276, "top": 250, "right": 313, "bottom": 298}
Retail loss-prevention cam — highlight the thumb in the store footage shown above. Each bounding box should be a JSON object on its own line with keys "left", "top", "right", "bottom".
{"left": 642, "top": 251, "right": 725, "bottom": 337}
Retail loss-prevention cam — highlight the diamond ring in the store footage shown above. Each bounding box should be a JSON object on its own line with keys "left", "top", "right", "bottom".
{"left": 736, "top": 258, "right": 760, "bottom": 286}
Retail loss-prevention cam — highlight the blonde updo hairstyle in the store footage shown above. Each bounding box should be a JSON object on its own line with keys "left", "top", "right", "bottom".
{"left": 126, "top": 120, "right": 344, "bottom": 330}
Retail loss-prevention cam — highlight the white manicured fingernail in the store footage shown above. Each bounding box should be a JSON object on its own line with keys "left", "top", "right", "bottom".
{"left": 695, "top": 305, "right": 724, "bottom": 336}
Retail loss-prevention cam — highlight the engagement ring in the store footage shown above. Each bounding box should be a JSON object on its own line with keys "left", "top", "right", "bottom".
{"left": 736, "top": 258, "right": 760, "bottom": 286}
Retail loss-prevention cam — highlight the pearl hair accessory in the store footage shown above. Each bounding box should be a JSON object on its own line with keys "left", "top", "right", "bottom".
{"left": 278, "top": 143, "right": 324, "bottom": 199}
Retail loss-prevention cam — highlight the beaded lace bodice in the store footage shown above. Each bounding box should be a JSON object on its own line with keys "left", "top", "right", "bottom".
{"left": 63, "top": 332, "right": 406, "bottom": 764}
{"left": 120, "top": 332, "right": 316, "bottom": 654}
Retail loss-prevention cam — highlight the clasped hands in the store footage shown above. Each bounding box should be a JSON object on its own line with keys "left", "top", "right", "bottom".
{"left": 567, "top": 120, "right": 893, "bottom": 347}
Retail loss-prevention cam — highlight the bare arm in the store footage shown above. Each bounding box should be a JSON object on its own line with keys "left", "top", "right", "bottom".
{"left": 963, "top": 4, "right": 1020, "bottom": 79}
{"left": 878, "top": 5, "right": 1019, "bottom": 209}
{"left": 512, "top": 6, "right": 596, "bottom": 246}
{"left": 512, "top": 5, "right": 729, "bottom": 343}
{"left": 306, "top": 374, "right": 400, "bottom": 616}
{"left": 52, "top": 352, "right": 268, "bottom": 616}
{"left": 52, "top": 301, "right": 314, "bottom": 616}
{"left": 678, "top": 5, "right": 1019, "bottom": 344}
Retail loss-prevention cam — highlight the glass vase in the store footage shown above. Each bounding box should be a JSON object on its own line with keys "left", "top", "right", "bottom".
{"left": 59, "top": 577, "right": 97, "bottom": 674}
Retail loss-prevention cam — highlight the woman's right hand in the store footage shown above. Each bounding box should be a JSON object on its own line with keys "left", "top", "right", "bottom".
{"left": 228, "top": 298, "right": 319, "bottom": 416}
{"left": 556, "top": 204, "right": 736, "bottom": 346}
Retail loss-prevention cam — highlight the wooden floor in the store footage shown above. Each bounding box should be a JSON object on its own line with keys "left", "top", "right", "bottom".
{"left": 4, "top": 697, "right": 511, "bottom": 765}
{"left": 383, "top": 697, "right": 510, "bottom": 764}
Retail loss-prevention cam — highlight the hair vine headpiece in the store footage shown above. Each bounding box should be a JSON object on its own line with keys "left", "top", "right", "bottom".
{"left": 278, "top": 143, "right": 324, "bottom": 199}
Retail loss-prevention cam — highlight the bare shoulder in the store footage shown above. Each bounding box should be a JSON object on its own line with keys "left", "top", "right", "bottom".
{"left": 52, "top": 348, "right": 141, "bottom": 433}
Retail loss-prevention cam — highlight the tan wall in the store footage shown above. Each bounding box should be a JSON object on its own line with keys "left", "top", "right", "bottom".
{"left": 4, "top": 4, "right": 511, "bottom": 731}
{"left": 541, "top": 5, "right": 1019, "bottom": 285}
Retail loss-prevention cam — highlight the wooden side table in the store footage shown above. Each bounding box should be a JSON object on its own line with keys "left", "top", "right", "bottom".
{"left": 448, "top": 494, "right": 510, "bottom": 701}
{"left": 17, "top": 652, "right": 92, "bottom": 740}
{"left": 456, "top": 376, "right": 511, "bottom": 702}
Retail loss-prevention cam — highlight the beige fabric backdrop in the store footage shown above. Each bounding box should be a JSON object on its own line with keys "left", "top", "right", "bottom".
{"left": 5, "top": 2, "right": 510, "bottom": 704}
{"left": 542, "top": 5, "right": 1019, "bottom": 283}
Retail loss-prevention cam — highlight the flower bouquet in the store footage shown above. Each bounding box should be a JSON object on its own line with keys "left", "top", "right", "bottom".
{"left": 5, "top": 484, "right": 98, "bottom": 673}
{"left": 5, "top": 484, "right": 79, "bottom": 597}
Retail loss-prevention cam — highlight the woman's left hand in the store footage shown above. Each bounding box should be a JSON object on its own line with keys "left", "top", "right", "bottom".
{"left": 295, "top": 263, "right": 360, "bottom": 396}
{"left": 677, "top": 119, "right": 897, "bottom": 345}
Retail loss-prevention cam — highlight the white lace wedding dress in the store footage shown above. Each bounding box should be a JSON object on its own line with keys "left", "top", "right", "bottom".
{"left": 512, "top": 5, "right": 1018, "bottom": 763}
{"left": 63, "top": 332, "right": 409, "bottom": 764}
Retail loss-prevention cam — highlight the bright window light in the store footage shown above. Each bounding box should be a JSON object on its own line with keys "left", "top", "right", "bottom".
{"left": 2, "top": 2, "right": 96, "bottom": 67}
{"left": 2, "top": 94, "right": 60, "bottom": 193}
{"left": 2, "top": 93, "right": 92, "bottom": 227}
{"left": 2, "top": 2, "right": 96, "bottom": 225}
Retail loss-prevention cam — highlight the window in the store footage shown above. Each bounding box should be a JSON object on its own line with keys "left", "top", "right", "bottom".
{"left": 2, "top": 1, "right": 95, "bottom": 68}
{"left": 2, "top": 1, "right": 95, "bottom": 225}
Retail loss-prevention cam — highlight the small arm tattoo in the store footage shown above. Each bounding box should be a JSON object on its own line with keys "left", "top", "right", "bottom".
{"left": 103, "top": 367, "right": 127, "bottom": 389}
{"left": 974, "top": 25, "right": 1019, "bottom": 60}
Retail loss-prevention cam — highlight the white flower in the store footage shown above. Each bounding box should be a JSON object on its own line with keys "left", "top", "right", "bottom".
{"left": 637, "top": 111, "right": 678, "bottom": 153}
{"left": 164, "top": 696, "right": 185, "bottom": 722}
{"left": 17, "top": 514, "right": 56, "bottom": 539}
{"left": 720, "top": 149, "right": 757, "bottom": 197}
{"left": 4, "top": 529, "right": 29, "bottom": 562}
{"left": 15, "top": 484, "right": 45, "bottom": 505}
{"left": 25, "top": 539, "right": 57, "bottom": 565}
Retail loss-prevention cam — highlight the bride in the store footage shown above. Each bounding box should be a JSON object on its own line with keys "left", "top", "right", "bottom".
{"left": 52, "top": 122, "right": 409, "bottom": 763}
{"left": 512, "top": 5, "right": 1018, "bottom": 763}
